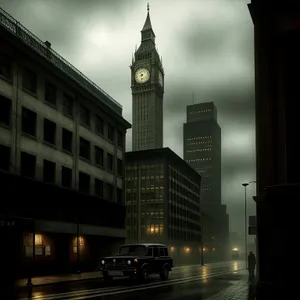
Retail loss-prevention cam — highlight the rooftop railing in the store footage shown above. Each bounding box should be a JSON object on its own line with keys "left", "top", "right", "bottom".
{"left": 0, "top": 7, "right": 122, "bottom": 115}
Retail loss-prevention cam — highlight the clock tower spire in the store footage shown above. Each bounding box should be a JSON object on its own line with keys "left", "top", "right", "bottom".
{"left": 141, "top": 3, "right": 155, "bottom": 44}
{"left": 130, "top": 4, "right": 164, "bottom": 151}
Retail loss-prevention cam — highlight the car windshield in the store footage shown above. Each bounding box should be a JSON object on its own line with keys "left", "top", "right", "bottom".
{"left": 119, "top": 245, "right": 146, "bottom": 255}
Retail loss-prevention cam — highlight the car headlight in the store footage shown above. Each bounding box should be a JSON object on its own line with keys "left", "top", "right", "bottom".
{"left": 127, "top": 260, "right": 131, "bottom": 265}
{"left": 101, "top": 260, "right": 105, "bottom": 265}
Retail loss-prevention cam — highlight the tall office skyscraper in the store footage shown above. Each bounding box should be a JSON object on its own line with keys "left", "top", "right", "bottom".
{"left": 130, "top": 4, "right": 164, "bottom": 151}
{"left": 183, "top": 102, "right": 221, "bottom": 214}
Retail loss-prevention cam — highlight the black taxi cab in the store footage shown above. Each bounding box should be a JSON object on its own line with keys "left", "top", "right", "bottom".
{"left": 99, "top": 243, "right": 174, "bottom": 281}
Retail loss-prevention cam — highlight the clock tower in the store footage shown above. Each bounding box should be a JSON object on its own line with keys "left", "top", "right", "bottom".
{"left": 130, "top": 4, "right": 164, "bottom": 151}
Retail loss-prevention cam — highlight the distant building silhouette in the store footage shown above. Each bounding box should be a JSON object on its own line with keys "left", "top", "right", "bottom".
{"left": 130, "top": 4, "right": 164, "bottom": 151}
{"left": 183, "top": 102, "right": 229, "bottom": 258}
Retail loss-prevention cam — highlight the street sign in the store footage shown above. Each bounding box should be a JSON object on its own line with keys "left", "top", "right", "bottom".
{"left": 248, "top": 226, "right": 256, "bottom": 235}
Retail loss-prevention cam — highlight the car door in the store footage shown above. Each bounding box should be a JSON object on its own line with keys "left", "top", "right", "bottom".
{"left": 146, "top": 247, "right": 155, "bottom": 272}
{"left": 152, "top": 246, "right": 160, "bottom": 272}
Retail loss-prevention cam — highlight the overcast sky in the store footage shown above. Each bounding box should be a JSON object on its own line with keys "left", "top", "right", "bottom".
{"left": 0, "top": 0, "right": 256, "bottom": 234}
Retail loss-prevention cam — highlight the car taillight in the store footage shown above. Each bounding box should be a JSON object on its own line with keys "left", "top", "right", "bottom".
{"left": 134, "top": 258, "right": 138, "bottom": 263}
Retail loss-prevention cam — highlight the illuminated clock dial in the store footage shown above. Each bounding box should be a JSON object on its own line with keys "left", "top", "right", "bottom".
{"left": 135, "top": 67, "right": 150, "bottom": 84}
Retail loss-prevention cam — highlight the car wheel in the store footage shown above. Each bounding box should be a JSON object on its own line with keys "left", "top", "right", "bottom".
{"left": 160, "top": 266, "right": 169, "bottom": 280}
{"left": 140, "top": 267, "right": 149, "bottom": 282}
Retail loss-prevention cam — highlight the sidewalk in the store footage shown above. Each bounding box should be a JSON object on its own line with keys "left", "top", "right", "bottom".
{"left": 206, "top": 271, "right": 257, "bottom": 300}
{"left": 17, "top": 271, "right": 103, "bottom": 288}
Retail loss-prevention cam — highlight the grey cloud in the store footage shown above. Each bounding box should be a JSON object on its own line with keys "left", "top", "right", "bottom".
{"left": 0, "top": 0, "right": 256, "bottom": 234}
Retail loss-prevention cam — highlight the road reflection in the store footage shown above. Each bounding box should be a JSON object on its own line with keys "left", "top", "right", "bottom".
{"left": 201, "top": 265, "right": 208, "bottom": 283}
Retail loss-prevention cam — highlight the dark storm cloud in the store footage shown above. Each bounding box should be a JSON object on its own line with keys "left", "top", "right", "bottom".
{"left": 0, "top": 0, "right": 256, "bottom": 234}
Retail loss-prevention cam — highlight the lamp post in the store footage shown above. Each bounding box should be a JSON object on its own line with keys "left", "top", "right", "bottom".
{"left": 242, "top": 181, "right": 256, "bottom": 269}
{"left": 242, "top": 183, "right": 249, "bottom": 269}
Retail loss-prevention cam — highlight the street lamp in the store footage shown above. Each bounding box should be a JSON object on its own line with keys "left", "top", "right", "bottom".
{"left": 242, "top": 181, "right": 256, "bottom": 269}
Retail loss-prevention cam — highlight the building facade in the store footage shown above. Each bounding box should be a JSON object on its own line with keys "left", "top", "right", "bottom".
{"left": 0, "top": 7, "right": 130, "bottom": 277}
{"left": 184, "top": 102, "right": 221, "bottom": 211}
{"left": 130, "top": 5, "right": 164, "bottom": 151}
{"left": 183, "top": 102, "right": 229, "bottom": 259}
{"left": 125, "top": 148, "right": 202, "bottom": 265}
{"left": 248, "top": 1, "right": 300, "bottom": 298}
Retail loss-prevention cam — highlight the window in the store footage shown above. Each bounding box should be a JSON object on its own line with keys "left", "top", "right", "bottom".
{"left": 62, "top": 128, "right": 72, "bottom": 153}
{"left": 107, "top": 153, "right": 114, "bottom": 171}
{"left": 117, "top": 131, "right": 123, "bottom": 148}
{"left": 107, "top": 124, "right": 114, "bottom": 141}
{"left": 159, "top": 248, "right": 167, "bottom": 257}
{"left": 22, "top": 107, "right": 36, "bottom": 137}
{"left": 79, "top": 172, "right": 90, "bottom": 194}
{"left": 95, "top": 146, "right": 104, "bottom": 166}
{"left": 153, "top": 247, "right": 159, "bottom": 257}
{"left": 43, "top": 159, "right": 56, "bottom": 184}
{"left": 0, "top": 145, "right": 10, "bottom": 171}
{"left": 0, "top": 54, "right": 12, "bottom": 79}
{"left": 63, "top": 94, "right": 73, "bottom": 117}
{"left": 43, "top": 118, "right": 56, "bottom": 145}
{"left": 20, "top": 152, "right": 36, "bottom": 178}
{"left": 0, "top": 95, "right": 11, "bottom": 126}
{"left": 117, "top": 188, "right": 123, "bottom": 205}
{"left": 79, "top": 137, "right": 90, "bottom": 160}
{"left": 61, "top": 166, "right": 72, "bottom": 188}
{"left": 117, "top": 159, "right": 122, "bottom": 176}
{"left": 22, "top": 67, "right": 37, "bottom": 94}
{"left": 146, "top": 247, "right": 153, "bottom": 256}
{"left": 80, "top": 105, "right": 90, "bottom": 126}
{"left": 95, "top": 116, "right": 104, "bottom": 135}
{"left": 95, "top": 178, "right": 104, "bottom": 198}
{"left": 44, "top": 81, "right": 57, "bottom": 106}
{"left": 105, "top": 183, "right": 114, "bottom": 201}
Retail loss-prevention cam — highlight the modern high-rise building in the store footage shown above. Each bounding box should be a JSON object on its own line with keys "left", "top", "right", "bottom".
{"left": 183, "top": 102, "right": 229, "bottom": 258}
{"left": 130, "top": 4, "right": 164, "bottom": 151}
{"left": 125, "top": 147, "right": 202, "bottom": 264}
{"left": 183, "top": 102, "right": 221, "bottom": 212}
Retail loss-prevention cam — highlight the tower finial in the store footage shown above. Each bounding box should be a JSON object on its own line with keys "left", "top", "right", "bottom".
{"left": 147, "top": 3, "right": 149, "bottom": 12}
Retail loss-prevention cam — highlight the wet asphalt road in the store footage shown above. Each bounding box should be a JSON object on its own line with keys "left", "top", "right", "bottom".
{"left": 18, "top": 261, "right": 246, "bottom": 300}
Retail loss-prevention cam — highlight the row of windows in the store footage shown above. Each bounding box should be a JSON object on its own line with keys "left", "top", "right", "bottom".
{"left": 187, "top": 141, "right": 212, "bottom": 146}
{"left": 0, "top": 144, "right": 122, "bottom": 203}
{"left": 186, "top": 158, "right": 212, "bottom": 162}
{"left": 189, "top": 109, "right": 212, "bottom": 114}
{"left": 0, "top": 61, "right": 123, "bottom": 148}
{"left": 186, "top": 136, "right": 212, "bottom": 141}
{"left": 0, "top": 101, "right": 123, "bottom": 176}
{"left": 186, "top": 148, "right": 212, "bottom": 153}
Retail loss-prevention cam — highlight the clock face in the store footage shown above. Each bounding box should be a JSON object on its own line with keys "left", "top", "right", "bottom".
{"left": 158, "top": 71, "right": 163, "bottom": 86}
{"left": 135, "top": 68, "right": 150, "bottom": 84}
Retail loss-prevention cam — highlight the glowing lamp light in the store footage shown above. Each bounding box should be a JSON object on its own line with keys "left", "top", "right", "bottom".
{"left": 232, "top": 247, "right": 238, "bottom": 251}
{"left": 184, "top": 247, "right": 190, "bottom": 253}
{"left": 35, "top": 234, "right": 43, "bottom": 246}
